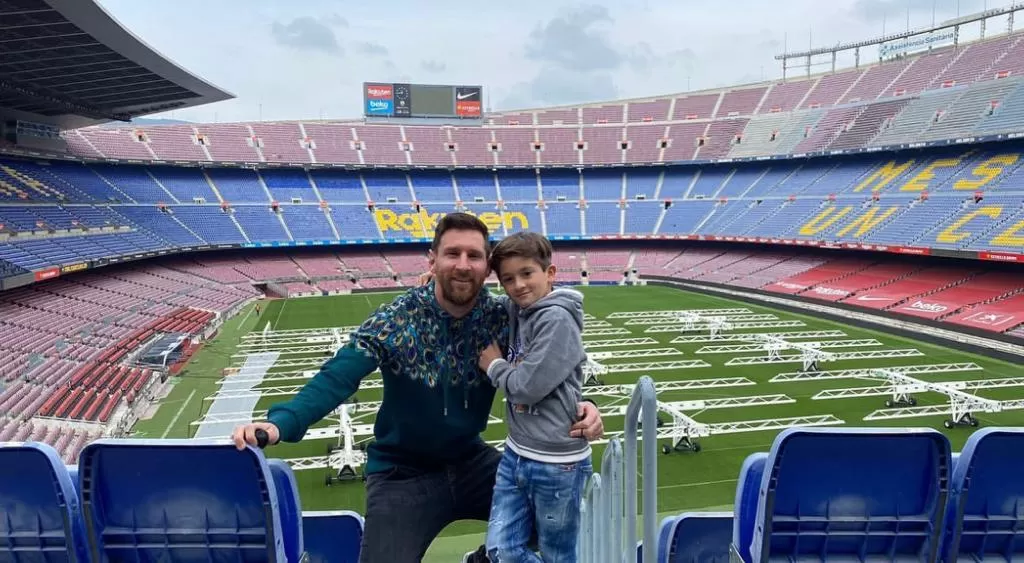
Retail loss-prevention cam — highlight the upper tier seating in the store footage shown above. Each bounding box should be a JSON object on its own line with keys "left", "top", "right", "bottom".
{"left": 49, "top": 31, "right": 1024, "bottom": 169}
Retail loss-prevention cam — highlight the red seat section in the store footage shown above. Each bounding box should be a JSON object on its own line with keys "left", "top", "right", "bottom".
{"left": 944, "top": 294, "right": 1024, "bottom": 333}
{"left": 840, "top": 267, "right": 977, "bottom": 310}
{"left": 762, "top": 258, "right": 876, "bottom": 297}
{"left": 890, "top": 272, "right": 1024, "bottom": 320}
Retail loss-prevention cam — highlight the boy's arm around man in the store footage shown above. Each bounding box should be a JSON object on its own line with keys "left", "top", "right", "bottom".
{"left": 482, "top": 304, "right": 584, "bottom": 406}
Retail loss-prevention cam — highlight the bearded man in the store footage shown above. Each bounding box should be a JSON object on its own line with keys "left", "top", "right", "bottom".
{"left": 233, "top": 212, "right": 604, "bottom": 563}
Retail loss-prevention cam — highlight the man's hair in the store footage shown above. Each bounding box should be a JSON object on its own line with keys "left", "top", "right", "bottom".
{"left": 431, "top": 212, "right": 491, "bottom": 255}
{"left": 489, "top": 231, "right": 553, "bottom": 273}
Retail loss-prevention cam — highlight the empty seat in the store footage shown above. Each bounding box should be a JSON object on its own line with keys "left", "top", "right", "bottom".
{"left": 730, "top": 452, "right": 768, "bottom": 563}
{"left": 267, "top": 459, "right": 304, "bottom": 563}
{"left": 747, "top": 427, "right": 951, "bottom": 562}
{"left": 0, "top": 442, "right": 89, "bottom": 563}
{"left": 942, "top": 427, "right": 1024, "bottom": 563}
{"left": 76, "top": 438, "right": 291, "bottom": 562}
{"left": 301, "top": 511, "right": 364, "bottom": 563}
{"left": 663, "top": 512, "right": 732, "bottom": 563}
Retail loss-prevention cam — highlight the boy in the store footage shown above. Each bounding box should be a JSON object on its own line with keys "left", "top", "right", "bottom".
{"left": 478, "top": 231, "right": 592, "bottom": 563}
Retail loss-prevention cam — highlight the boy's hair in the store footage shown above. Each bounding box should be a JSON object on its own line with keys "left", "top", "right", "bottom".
{"left": 489, "top": 231, "right": 553, "bottom": 272}
{"left": 431, "top": 212, "right": 491, "bottom": 256}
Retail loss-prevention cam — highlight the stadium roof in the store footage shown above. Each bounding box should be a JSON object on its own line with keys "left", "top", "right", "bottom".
{"left": 0, "top": 0, "right": 233, "bottom": 129}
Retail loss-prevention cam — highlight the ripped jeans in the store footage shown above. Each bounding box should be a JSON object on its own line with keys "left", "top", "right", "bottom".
{"left": 485, "top": 447, "right": 592, "bottom": 563}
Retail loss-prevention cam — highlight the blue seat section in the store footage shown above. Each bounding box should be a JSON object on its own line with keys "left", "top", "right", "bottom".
{"left": 730, "top": 453, "right": 767, "bottom": 563}
{"left": 76, "top": 438, "right": 288, "bottom": 563}
{"left": 0, "top": 442, "right": 90, "bottom": 563}
{"left": 943, "top": 428, "right": 1024, "bottom": 563}
{"left": 665, "top": 512, "right": 732, "bottom": 563}
{"left": 3, "top": 142, "right": 1024, "bottom": 277}
{"left": 266, "top": 460, "right": 303, "bottom": 563}
{"left": 300, "top": 512, "right": 363, "bottom": 563}
{"left": 748, "top": 427, "right": 952, "bottom": 563}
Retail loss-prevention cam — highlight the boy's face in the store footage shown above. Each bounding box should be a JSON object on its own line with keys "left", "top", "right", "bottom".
{"left": 497, "top": 256, "right": 555, "bottom": 309}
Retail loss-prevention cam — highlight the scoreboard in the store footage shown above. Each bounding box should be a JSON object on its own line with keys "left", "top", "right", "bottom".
{"left": 363, "top": 82, "right": 482, "bottom": 119}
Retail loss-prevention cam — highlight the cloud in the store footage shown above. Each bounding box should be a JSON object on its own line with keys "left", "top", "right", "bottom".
{"left": 271, "top": 16, "right": 343, "bottom": 56}
{"left": 499, "top": 66, "right": 619, "bottom": 110}
{"left": 355, "top": 41, "right": 389, "bottom": 57}
{"left": 420, "top": 60, "right": 446, "bottom": 73}
{"left": 524, "top": 4, "right": 624, "bottom": 72}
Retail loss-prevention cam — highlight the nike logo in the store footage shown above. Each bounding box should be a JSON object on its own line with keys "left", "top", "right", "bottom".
{"left": 457, "top": 92, "right": 477, "bottom": 100}
{"left": 856, "top": 296, "right": 892, "bottom": 301}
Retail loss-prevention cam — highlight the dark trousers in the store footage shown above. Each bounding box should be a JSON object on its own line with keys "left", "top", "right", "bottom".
{"left": 357, "top": 443, "right": 503, "bottom": 563}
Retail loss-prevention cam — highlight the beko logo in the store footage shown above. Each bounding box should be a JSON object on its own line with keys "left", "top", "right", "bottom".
{"left": 905, "top": 301, "right": 947, "bottom": 313}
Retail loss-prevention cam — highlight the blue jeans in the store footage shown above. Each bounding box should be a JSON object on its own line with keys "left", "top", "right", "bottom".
{"left": 357, "top": 442, "right": 504, "bottom": 563}
{"left": 486, "top": 447, "right": 593, "bottom": 563}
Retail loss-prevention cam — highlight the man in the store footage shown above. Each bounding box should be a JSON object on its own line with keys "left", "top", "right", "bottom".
{"left": 232, "top": 213, "right": 604, "bottom": 563}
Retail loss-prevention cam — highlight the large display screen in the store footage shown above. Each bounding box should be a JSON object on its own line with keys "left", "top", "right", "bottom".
{"left": 363, "top": 82, "right": 482, "bottom": 119}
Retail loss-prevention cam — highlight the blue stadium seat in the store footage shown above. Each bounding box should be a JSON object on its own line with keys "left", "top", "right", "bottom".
{"left": 76, "top": 438, "right": 290, "bottom": 563}
{"left": 267, "top": 459, "right": 304, "bottom": 563}
{"left": 663, "top": 512, "right": 732, "bottom": 563}
{"left": 747, "top": 427, "right": 951, "bottom": 563}
{"left": 730, "top": 453, "right": 767, "bottom": 563}
{"left": 300, "top": 511, "right": 363, "bottom": 563}
{"left": 0, "top": 442, "right": 90, "bottom": 563}
{"left": 942, "top": 428, "right": 1024, "bottom": 563}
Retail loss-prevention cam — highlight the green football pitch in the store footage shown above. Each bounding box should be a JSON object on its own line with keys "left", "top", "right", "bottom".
{"left": 131, "top": 284, "right": 1024, "bottom": 561}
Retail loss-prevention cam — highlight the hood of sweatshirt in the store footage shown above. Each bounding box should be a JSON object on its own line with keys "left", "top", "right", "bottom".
{"left": 518, "top": 287, "right": 585, "bottom": 331}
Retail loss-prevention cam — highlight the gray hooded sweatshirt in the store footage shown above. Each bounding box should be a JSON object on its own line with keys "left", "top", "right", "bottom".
{"left": 487, "top": 288, "right": 591, "bottom": 463}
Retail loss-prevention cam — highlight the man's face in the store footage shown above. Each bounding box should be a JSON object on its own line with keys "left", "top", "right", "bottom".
{"left": 429, "top": 228, "right": 490, "bottom": 309}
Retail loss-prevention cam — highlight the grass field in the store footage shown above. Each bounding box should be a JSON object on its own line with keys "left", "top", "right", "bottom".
{"left": 132, "top": 284, "right": 1024, "bottom": 561}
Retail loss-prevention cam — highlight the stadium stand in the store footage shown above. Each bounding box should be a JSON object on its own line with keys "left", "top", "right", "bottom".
{"left": 39, "top": 31, "right": 1024, "bottom": 169}
{"left": 2, "top": 142, "right": 1020, "bottom": 291}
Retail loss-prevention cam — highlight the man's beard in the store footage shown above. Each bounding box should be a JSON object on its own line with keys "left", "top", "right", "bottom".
{"left": 439, "top": 275, "right": 480, "bottom": 306}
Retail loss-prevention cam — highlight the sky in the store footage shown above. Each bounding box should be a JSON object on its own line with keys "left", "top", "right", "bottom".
{"left": 94, "top": 0, "right": 1004, "bottom": 123}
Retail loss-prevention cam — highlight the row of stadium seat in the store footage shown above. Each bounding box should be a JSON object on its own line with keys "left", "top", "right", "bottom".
{"left": 0, "top": 439, "right": 363, "bottom": 563}
{"left": 640, "top": 426, "right": 1024, "bottom": 563}
{"left": 4, "top": 144, "right": 1024, "bottom": 204}
{"left": 3, "top": 188, "right": 1019, "bottom": 275}
{"left": 55, "top": 33, "right": 1024, "bottom": 167}
{"left": 1, "top": 143, "right": 1023, "bottom": 276}
{"left": 4, "top": 427, "right": 1020, "bottom": 563}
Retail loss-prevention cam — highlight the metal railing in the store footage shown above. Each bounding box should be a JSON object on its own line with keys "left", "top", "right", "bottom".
{"left": 579, "top": 375, "right": 659, "bottom": 562}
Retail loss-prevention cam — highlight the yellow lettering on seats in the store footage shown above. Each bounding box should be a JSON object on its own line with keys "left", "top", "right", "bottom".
{"left": 503, "top": 212, "right": 527, "bottom": 231}
{"left": 991, "top": 219, "right": 1024, "bottom": 247}
{"left": 853, "top": 160, "right": 915, "bottom": 193}
{"left": 900, "top": 158, "right": 961, "bottom": 192}
{"left": 953, "top": 154, "right": 1020, "bottom": 191}
{"left": 374, "top": 209, "right": 400, "bottom": 232}
{"left": 799, "top": 206, "right": 852, "bottom": 236}
{"left": 936, "top": 206, "right": 1003, "bottom": 244}
{"left": 836, "top": 206, "right": 900, "bottom": 238}
{"left": 478, "top": 212, "right": 503, "bottom": 232}
{"left": 372, "top": 207, "right": 529, "bottom": 238}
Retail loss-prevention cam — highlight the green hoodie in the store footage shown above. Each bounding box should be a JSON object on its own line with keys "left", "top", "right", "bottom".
{"left": 266, "top": 281, "right": 509, "bottom": 475}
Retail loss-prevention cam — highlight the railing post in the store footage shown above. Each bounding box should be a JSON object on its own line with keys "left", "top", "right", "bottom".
{"left": 579, "top": 472, "right": 601, "bottom": 562}
{"left": 624, "top": 375, "right": 658, "bottom": 563}
{"left": 602, "top": 440, "right": 623, "bottom": 561}
{"left": 577, "top": 375, "right": 657, "bottom": 563}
